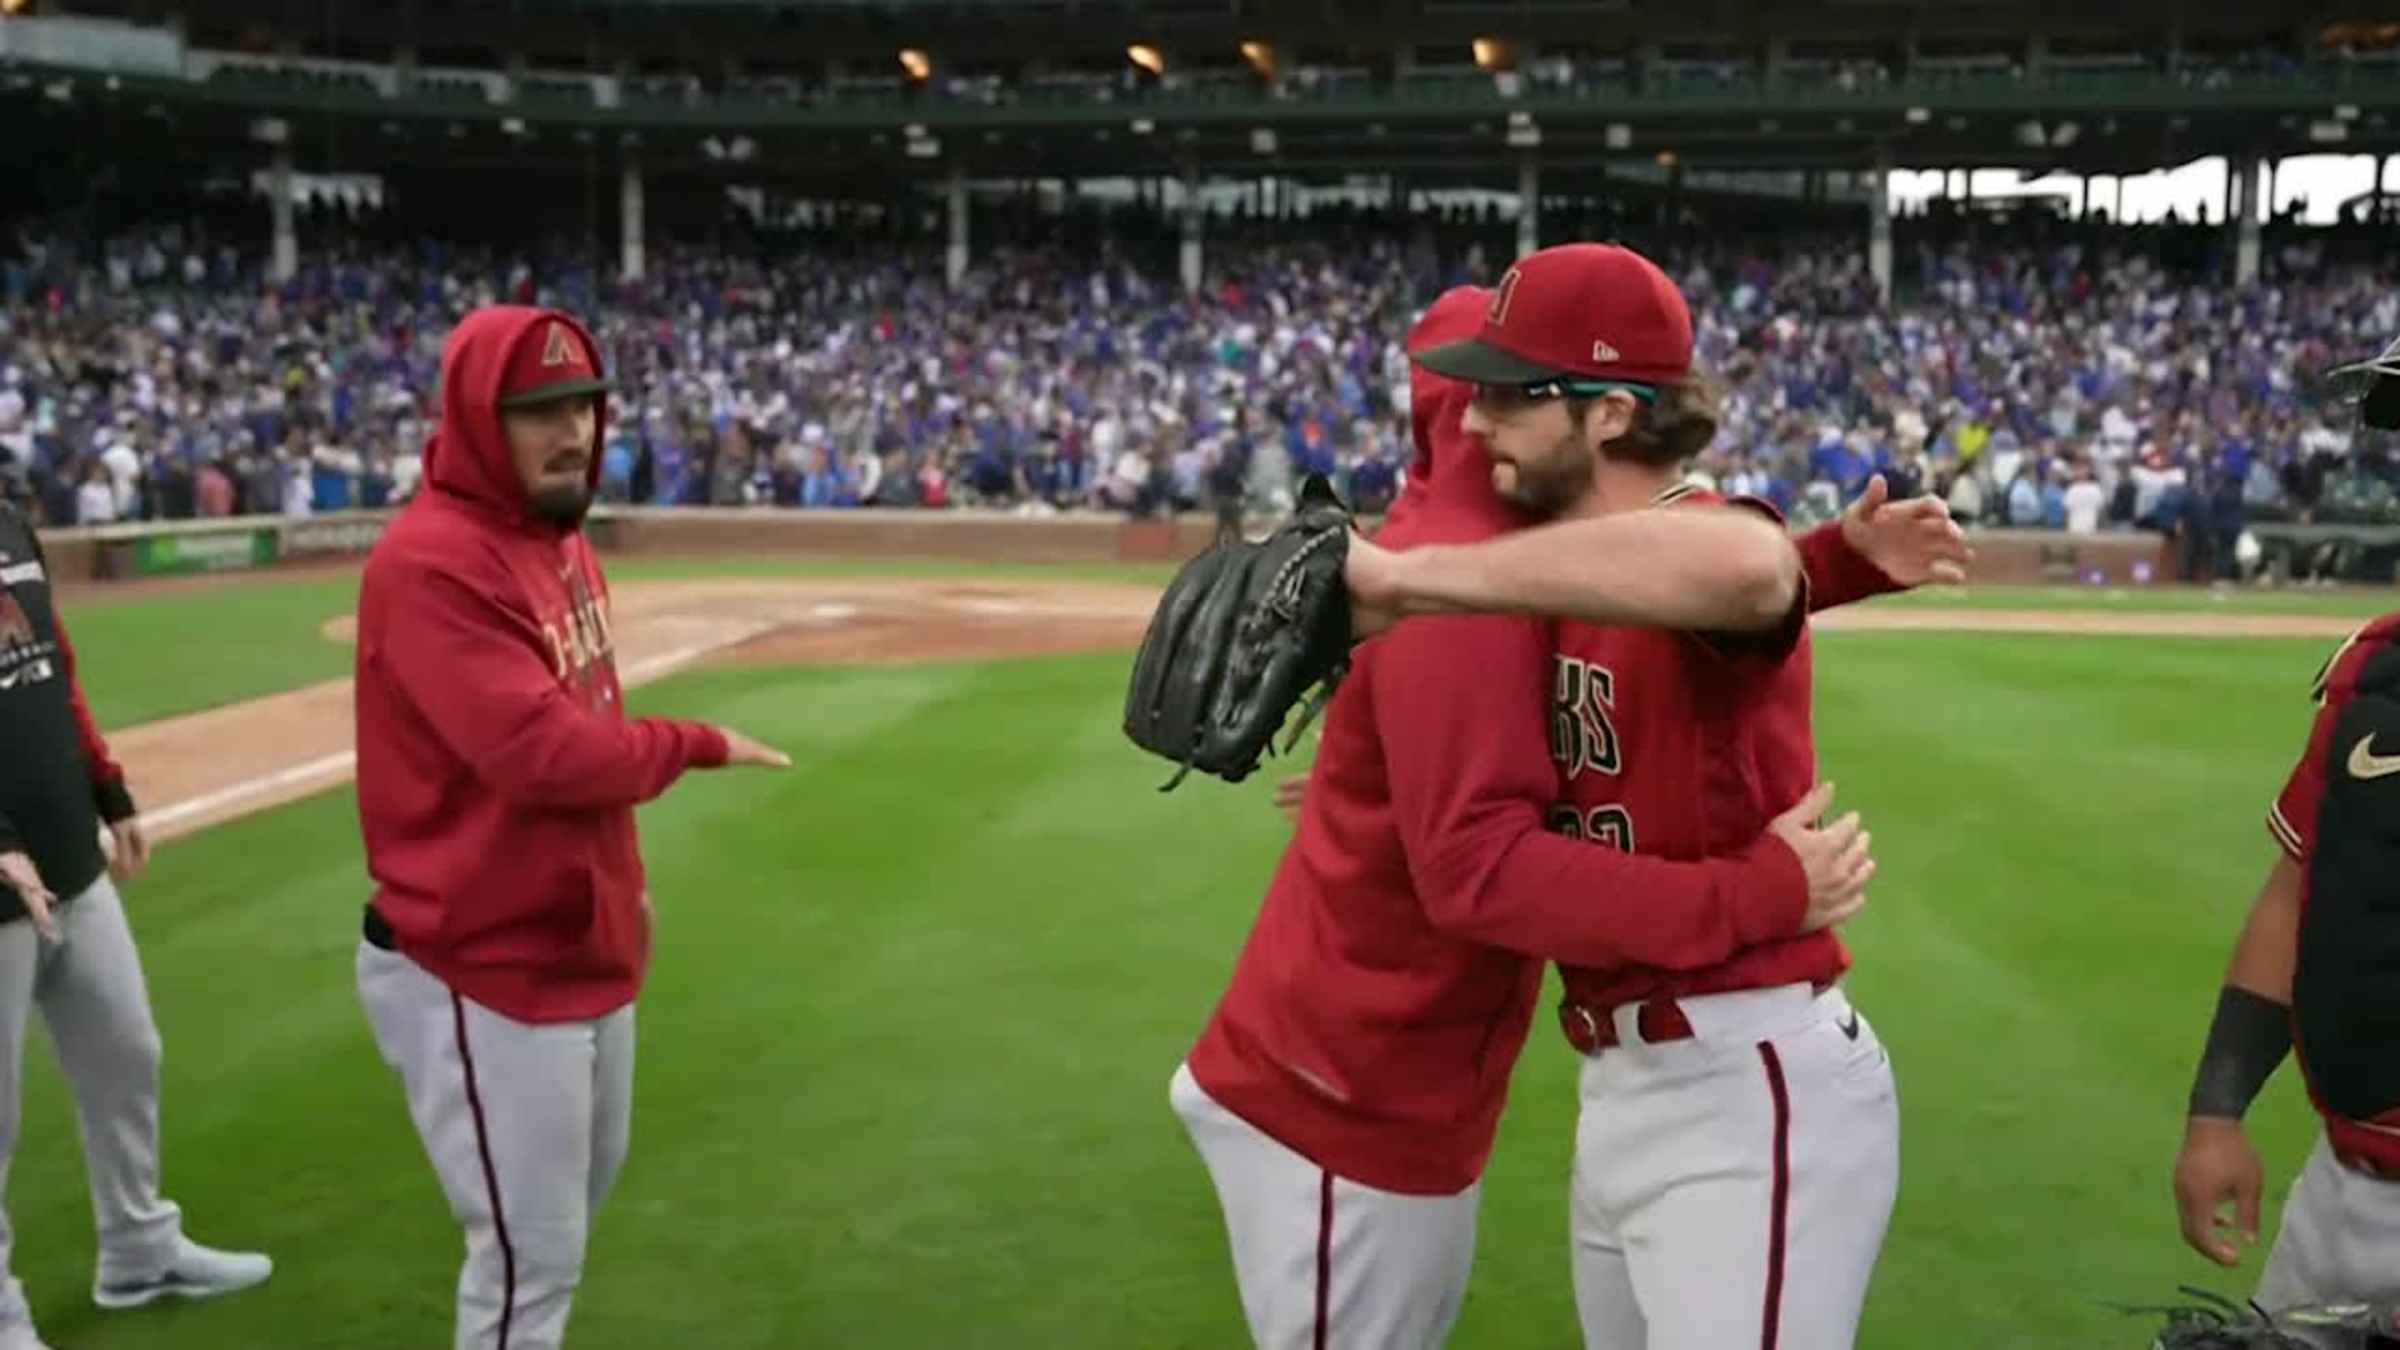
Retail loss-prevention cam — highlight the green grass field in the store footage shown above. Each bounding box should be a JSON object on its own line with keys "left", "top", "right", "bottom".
{"left": 1, "top": 558, "right": 2356, "bottom": 1348}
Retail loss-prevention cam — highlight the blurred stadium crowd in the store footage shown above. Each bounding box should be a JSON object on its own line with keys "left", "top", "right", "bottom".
{"left": 3, "top": 193, "right": 2397, "bottom": 584}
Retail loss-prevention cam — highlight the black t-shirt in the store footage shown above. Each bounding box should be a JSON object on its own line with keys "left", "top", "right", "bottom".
{"left": 0, "top": 504, "right": 111, "bottom": 913}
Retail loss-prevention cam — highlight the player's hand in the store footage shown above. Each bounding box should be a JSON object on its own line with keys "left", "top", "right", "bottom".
{"left": 715, "top": 728, "right": 792, "bottom": 769}
{"left": 1344, "top": 534, "right": 1405, "bottom": 640}
{"left": 1274, "top": 774, "right": 1307, "bottom": 822}
{"left": 2174, "top": 1116, "right": 2265, "bottom": 1267}
{"left": 1842, "top": 474, "right": 1972, "bottom": 587}
{"left": 106, "top": 818, "right": 150, "bottom": 884}
{"left": 0, "top": 851, "right": 60, "bottom": 944}
{"left": 1766, "top": 783, "right": 1874, "bottom": 934}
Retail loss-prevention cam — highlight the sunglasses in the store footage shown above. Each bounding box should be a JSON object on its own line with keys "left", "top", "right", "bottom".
{"left": 1470, "top": 379, "right": 1659, "bottom": 412}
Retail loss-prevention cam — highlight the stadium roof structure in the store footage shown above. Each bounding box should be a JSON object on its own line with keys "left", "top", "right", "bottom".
{"left": 7, "top": 0, "right": 2398, "bottom": 193}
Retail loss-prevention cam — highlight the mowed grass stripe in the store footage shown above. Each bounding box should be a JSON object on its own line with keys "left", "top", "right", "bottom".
{"left": 1815, "top": 632, "right": 2325, "bottom": 1347}
{"left": 609, "top": 657, "right": 1291, "bottom": 1348}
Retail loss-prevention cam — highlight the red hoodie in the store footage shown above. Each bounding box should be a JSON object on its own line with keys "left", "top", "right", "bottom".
{"left": 1185, "top": 287, "right": 1905, "bottom": 1195}
{"left": 353, "top": 306, "right": 728, "bottom": 1024}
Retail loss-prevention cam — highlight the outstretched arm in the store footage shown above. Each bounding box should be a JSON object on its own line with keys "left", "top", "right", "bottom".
{"left": 1349, "top": 502, "right": 1799, "bottom": 635}
{"left": 1800, "top": 475, "right": 1972, "bottom": 611}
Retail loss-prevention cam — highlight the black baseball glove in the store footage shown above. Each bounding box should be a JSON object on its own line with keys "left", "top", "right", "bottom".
{"left": 2111, "top": 1286, "right": 2400, "bottom": 1349}
{"left": 1124, "top": 474, "right": 1355, "bottom": 791}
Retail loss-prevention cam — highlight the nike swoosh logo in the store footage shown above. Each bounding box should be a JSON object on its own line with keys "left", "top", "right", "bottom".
{"left": 2350, "top": 734, "right": 2400, "bottom": 781}
{"left": 1837, "top": 1012, "right": 1861, "bottom": 1041}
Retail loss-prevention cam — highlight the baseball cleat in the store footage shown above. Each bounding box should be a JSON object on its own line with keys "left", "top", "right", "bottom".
{"left": 93, "top": 1237, "right": 273, "bottom": 1310}
{"left": 0, "top": 1323, "right": 51, "bottom": 1350}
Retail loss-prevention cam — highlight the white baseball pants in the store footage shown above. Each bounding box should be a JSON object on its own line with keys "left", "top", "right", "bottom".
{"left": 1171, "top": 1062, "right": 1479, "bottom": 1349}
{"left": 2256, "top": 1132, "right": 2400, "bottom": 1348}
{"left": 1569, "top": 982, "right": 1900, "bottom": 1350}
{"left": 0, "top": 875, "right": 184, "bottom": 1334}
{"left": 358, "top": 941, "right": 635, "bottom": 1350}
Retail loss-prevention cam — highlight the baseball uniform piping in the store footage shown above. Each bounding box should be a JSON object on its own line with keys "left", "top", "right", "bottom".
{"left": 1758, "top": 1042, "right": 1792, "bottom": 1350}
{"left": 452, "top": 993, "right": 518, "bottom": 1349}
{"left": 1313, "top": 1169, "right": 1333, "bottom": 1350}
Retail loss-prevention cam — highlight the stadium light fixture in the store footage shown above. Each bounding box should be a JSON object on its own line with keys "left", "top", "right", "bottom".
{"left": 1128, "top": 45, "right": 1165, "bottom": 76}
{"left": 898, "top": 49, "right": 931, "bottom": 82}
{"left": 1240, "top": 41, "right": 1276, "bottom": 79}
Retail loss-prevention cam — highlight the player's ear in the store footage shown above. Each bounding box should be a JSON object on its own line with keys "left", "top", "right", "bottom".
{"left": 1577, "top": 396, "right": 1630, "bottom": 453}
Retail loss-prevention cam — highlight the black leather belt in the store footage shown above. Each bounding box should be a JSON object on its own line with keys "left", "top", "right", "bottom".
{"left": 361, "top": 905, "right": 396, "bottom": 952}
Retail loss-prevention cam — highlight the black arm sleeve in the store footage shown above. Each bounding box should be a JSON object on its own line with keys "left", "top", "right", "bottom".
{"left": 2188, "top": 985, "right": 2293, "bottom": 1119}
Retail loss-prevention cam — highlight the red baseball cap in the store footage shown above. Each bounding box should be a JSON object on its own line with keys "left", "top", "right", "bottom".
{"left": 497, "top": 316, "right": 616, "bottom": 409}
{"left": 1412, "top": 242, "right": 1692, "bottom": 391}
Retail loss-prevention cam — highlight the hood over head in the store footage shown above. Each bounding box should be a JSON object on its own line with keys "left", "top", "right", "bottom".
{"left": 423, "top": 306, "right": 611, "bottom": 529}
{"left": 1382, "top": 286, "right": 1520, "bottom": 546}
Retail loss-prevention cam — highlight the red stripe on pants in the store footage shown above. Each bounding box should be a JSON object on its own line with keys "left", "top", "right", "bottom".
{"left": 453, "top": 994, "right": 518, "bottom": 1350}
{"left": 1313, "top": 1170, "right": 1334, "bottom": 1350}
{"left": 1758, "top": 1042, "right": 1792, "bottom": 1350}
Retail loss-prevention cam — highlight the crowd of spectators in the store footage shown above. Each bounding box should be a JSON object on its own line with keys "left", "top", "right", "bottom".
{"left": 3, "top": 194, "right": 2397, "bottom": 584}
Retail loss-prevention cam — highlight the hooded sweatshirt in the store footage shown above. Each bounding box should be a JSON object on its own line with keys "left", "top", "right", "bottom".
{"left": 1185, "top": 287, "right": 1907, "bottom": 1195}
{"left": 353, "top": 306, "right": 727, "bottom": 1024}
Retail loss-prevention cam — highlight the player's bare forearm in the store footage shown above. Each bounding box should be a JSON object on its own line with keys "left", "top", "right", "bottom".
{"left": 2223, "top": 853, "right": 2303, "bottom": 1003}
{"left": 1376, "top": 506, "right": 1800, "bottom": 633}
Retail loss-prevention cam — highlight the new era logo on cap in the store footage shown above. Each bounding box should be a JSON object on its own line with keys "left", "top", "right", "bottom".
{"left": 1415, "top": 244, "right": 1693, "bottom": 390}
{"left": 499, "top": 316, "right": 616, "bottom": 409}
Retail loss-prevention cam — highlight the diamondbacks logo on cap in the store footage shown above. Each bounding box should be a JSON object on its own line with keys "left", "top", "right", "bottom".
{"left": 541, "top": 322, "right": 577, "bottom": 368}
{"left": 1488, "top": 267, "right": 1523, "bottom": 327}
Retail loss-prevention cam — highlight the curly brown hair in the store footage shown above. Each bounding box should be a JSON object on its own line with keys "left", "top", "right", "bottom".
{"left": 1575, "top": 369, "right": 1725, "bottom": 469}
